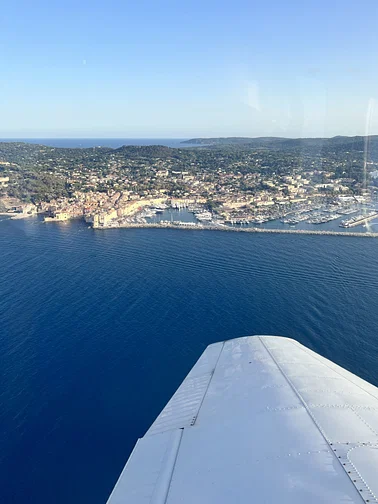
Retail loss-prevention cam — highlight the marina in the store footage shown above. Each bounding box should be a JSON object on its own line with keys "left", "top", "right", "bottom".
{"left": 95, "top": 201, "right": 378, "bottom": 236}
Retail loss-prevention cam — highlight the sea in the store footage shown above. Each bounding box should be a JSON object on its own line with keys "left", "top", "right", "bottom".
{"left": 0, "top": 138, "right": 192, "bottom": 148}
{"left": 1, "top": 217, "right": 378, "bottom": 503}
{"left": 1, "top": 139, "right": 378, "bottom": 503}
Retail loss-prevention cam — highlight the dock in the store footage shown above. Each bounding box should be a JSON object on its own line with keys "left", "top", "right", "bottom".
{"left": 340, "top": 212, "right": 378, "bottom": 228}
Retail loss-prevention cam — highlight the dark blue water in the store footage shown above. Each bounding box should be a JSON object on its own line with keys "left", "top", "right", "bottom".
{"left": 0, "top": 139, "right": 191, "bottom": 148}
{"left": 1, "top": 218, "right": 378, "bottom": 503}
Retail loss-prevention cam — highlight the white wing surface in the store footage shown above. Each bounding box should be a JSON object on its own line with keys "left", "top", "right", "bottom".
{"left": 107, "top": 335, "right": 378, "bottom": 503}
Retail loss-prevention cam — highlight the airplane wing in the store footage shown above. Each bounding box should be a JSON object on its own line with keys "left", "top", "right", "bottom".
{"left": 107, "top": 335, "right": 378, "bottom": 503}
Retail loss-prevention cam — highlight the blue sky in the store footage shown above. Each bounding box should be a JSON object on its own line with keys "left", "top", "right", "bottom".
{"left": 1, "top": 0, "right": 378, "bottom": 138}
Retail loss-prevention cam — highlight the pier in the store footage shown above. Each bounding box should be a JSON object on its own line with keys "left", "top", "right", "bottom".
{"left": 340, "top": 212, "right": 378, "bottom": 228}
{"left": 93, "top": 221, "right": 378, "bottom": 238}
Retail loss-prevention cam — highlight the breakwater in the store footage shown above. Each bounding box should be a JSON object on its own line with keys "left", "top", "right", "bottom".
{"left": 93, "top": 222, "right": 378, "bottom": 238}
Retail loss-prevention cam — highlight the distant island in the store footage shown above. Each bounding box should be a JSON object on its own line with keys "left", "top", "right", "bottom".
{"left": 0, "top": 136, "right": 377, "bottom": 234}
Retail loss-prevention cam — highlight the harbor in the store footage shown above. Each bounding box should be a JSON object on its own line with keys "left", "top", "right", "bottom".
{"left": 35, "top": 193, "right": 378, "bottom": 236}
{"left": 89, "top": 200, "right": 378, "bottom": 236}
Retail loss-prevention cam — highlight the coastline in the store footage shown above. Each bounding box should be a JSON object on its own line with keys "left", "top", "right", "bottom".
{"left": 91, "top": 222, "right": 378, "bottom": 238}
{"left": 6, "top": 212, "right": 376, "bottom": 237}
{"left": 0, "top": 212, "right": 37, "bottom": 220}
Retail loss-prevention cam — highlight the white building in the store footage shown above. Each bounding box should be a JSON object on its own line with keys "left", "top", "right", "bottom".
{"left": 0, "top": 176, "right": 9, "bottom": 187}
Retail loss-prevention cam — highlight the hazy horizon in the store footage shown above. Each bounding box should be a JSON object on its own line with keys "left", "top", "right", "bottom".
{"left": 2, "top": 133, "right": 378, "bottom": 141}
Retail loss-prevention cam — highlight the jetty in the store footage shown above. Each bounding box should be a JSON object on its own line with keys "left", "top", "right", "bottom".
{"left": 93, "top": 221, "right": 378, "bottom": 238}
{"left": 340, "top": 212, "right": 378, "bottom": 228}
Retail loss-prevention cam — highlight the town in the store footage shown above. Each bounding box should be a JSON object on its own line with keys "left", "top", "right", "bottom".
{"left": 1, "top": 138, "right": 378, "bottom": 230}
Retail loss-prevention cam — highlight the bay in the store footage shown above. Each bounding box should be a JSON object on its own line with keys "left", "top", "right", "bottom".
{"left": 1, "top": 217, "right": 378, "bottom": 503}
